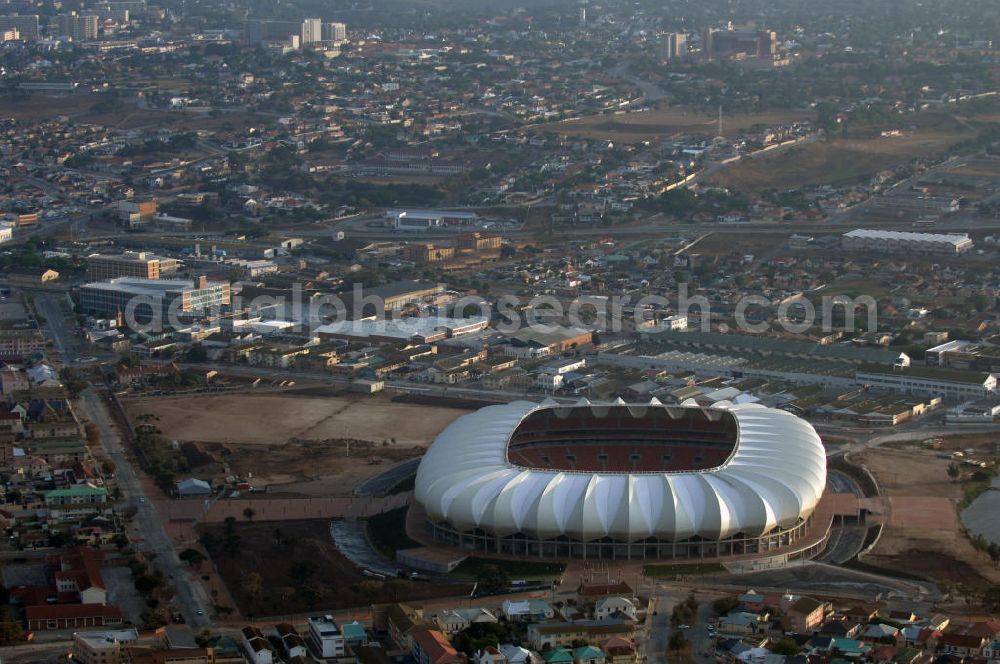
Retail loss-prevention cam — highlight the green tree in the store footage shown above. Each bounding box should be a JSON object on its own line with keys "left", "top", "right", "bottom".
{"left": 476, "top": 564, "right": 510, "bottom": 593}
{"left": 668, "top": 630, "right": 687, "bottom": 655}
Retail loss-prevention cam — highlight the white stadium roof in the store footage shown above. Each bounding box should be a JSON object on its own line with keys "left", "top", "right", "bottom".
{"left": 415, "top": 400, "right": 826, "bottom": 543}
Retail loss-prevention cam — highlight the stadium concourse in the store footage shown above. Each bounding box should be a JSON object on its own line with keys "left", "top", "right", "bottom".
{"left": 413, "top": 398, "right": 848, "bottom": 564}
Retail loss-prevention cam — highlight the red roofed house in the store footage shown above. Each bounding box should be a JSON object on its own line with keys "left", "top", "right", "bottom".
{"left": 26, "top": 603, "right": 123, "bottom": 631}
{"left": 52, "top": 547, "right": 107, "bottom": 604}
{"left": 936, "top": 634, "right": 987, "bottom": 658}
{"left": 412, "top": 629, "right": 467, "bottom": 664}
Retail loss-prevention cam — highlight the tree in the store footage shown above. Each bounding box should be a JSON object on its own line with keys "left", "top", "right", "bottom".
{"left": 241, "top": 572, "right": 263, "bottom": 598}
{"left": 224, "top": 516, "right": 237, "bottom": 533}
{"left": 989, "top": 543, "right": 1000, "bottom": 570}
{"left": 772, "top": 638, "right": 801, "bottom": 656}
{"left": 179, "top": 548, "right": 207, "bottom": 569}
{"left": 947, "top": 463, "right": 961, "bottom": 482}
{"left": 476, "top": 564, "right": 510, "bottom": 593}
{"left": 243, "top": 507, "right": 256, "bottom": 522}
{"left": 983, "top": 585, "right": 1000, "bottom": 613}
{"left": 713, "top": 596, "right": 740, "bottom": 615}
{"left": 668, "top": 630, "right": 687, "bottom": 655}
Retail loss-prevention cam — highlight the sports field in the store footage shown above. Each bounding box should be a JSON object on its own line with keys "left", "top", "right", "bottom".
{"left": 539, "top": 106, "right": 813, "bottom": 141}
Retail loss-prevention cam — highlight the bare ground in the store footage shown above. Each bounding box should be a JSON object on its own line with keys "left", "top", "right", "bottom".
{"left": 124, "top": 392, "right": 469, "bottom": 495}
{"left": 856, "top": 446, "right": 1000, "bottom": 586}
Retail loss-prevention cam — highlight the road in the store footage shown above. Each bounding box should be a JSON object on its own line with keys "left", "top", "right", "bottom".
{"left": 76, "top": 388, "right": 211, "bottom": 630}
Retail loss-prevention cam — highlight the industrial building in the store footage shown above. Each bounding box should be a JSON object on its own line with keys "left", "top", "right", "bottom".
{"left": 841, "top": 229, "right": 974, "bottom": 255}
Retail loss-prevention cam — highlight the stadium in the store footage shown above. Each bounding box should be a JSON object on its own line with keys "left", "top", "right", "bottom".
{"left": 414, "top": 400, "right": 828, "bottom": 560}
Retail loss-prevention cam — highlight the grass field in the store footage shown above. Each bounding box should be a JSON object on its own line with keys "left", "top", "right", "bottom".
{"left": 199, "top": 518, "right": 471, "bottom": 616}
{"left": 539, "top": 106, "right": 813, "bottom": 142}
{"left": 642, "top": 562, "right": 728, "bottom": 577}
{"left": 449, "top": 557, "right": 566, "bottom": 581}
{"left": 365, "top": 507, "right": 420, "bottom": 559}
{"left": 709, "top": 114, "right": 975, "bottom": 190}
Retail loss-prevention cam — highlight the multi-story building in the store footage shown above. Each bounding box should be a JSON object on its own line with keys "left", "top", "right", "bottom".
{"left": 73, "top": 629, "right": 140, "bottom": 664}
{"left": 117, "top": 199, "right": 157, "bottom": 228}
{"left": 79, "top": 277, "right": 231, "bottom": 320}
{"left": 0, "top": 15, "right": 39, "bottom": 40}
{"left": 455, "top": 232, "right": 501, "bottom": 252}
{"left": 661, "top": 32, "right": 688, "bottom": 60}
{"left": 325, "top": 21, "right": 347, "bottom": 42}
{"left": 87, "top": 252, "right": 179, "bottom": 281}
{"left": 54, "top": 13, "right": 99, "bottom": 41}
{"left": 244, "top": 18, "right": 299, "bottom": 44}
{"left": 0, "top": 222, "right": 13, "bottom": 244}
{"left": 307, "top": 616, "right": 346, "bottom": 658}
{"left": 301, "top": 17, "right": 322, "bottom": 43}
{"left": 703, "top": 25, "right": 776, "bottom": 59}
{"left": 412, "top": 630, "right": 467, "bottom": 664}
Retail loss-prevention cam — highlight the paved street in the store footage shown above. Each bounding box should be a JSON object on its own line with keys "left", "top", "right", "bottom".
{"left": 76, "top": 388, "right": 211, "bottom": 629}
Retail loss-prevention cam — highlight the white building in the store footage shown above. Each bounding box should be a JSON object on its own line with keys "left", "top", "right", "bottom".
{"left": 307, "top": 615, "right": 346, "bottom": 658}
{"left": 856, "top": 366, "right": 997, "bottom": 399}
{"left": 326, "top": 21, "right": 346, "bottom": 42}
{"left": 594, "top": 597, "right": 637, "bottom": 621}
{"left": 659, "top": 314, "right": 688, "bottom": 331}
{"left": 301, "top": 18, "right": 322, "bottom": 43}
{"left": 842, "top": 229, "right": 973, "bottom": 255}
{"left": 72, "top": 630, "right": 139, "bottom": 664}
{"left": 0, "top": 222, "right": 13, "bottom": 244}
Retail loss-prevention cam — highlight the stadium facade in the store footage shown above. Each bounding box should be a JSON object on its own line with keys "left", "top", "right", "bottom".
{"left": 414, "top": 400, "right": 827, "bottom": 560}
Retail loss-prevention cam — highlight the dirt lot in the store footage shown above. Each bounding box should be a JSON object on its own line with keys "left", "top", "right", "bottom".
{"left": 855, "top": 445, "right": 1000, "bottom": 586}
{"left": 710, "top": 115, "right": 974, "bottom": 190}
{"left": 198, "top": 519, "right": 473, "bottom": 617}
{"left": 539, "top": 106, "right": 813, "bottom": 142}
{"left": 124, "top": 392, "right": 469, "bottom": 494}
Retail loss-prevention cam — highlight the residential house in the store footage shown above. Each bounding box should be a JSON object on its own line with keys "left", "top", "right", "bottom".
{"left": 498, "top": 644, "right": 532, "bottom": 664}
{"left": 386, "top": 603, "right": 431, "bottom": 652}
{"left": 241, "top": 626, "right": 274, "bottom": 664}
{"left": 542, "top": 649, "right": 573, "bottom": 664}
{"left": 502, "top": 599, "right": 555, "bottom": 622}
{"left": 781, "top": 595, "right": 828, "bottom": 634}
{"left": 594, "top": 597, "right": 637, "bottom": 622}
{"left": 435, "top": 608, "right": 498, "bottom": 635}
{"left": 474, "top": 646, "right": 509, "bottom": 664}
{"left": 277, "top": 623, "right": 309, "bottom": 659}
{"left": 600, "top": 636, "right": 637, "bottom": 664}
{"left": 412, "top": 629, "right": 467, "bottom": 664}
{"left": 573, "top": 646, "right": 604, "bottom": 664}
{"left": 53, "top": 547, "right": 107, "bottom": 604}
{"left": 936, "top": 634, "right": 986, "bottom": 658}
{"left": 527, "top": 620, "right": 634, "bottom": 651}
{"left": 718, "top": 612, "right": 764, "bottom": 636}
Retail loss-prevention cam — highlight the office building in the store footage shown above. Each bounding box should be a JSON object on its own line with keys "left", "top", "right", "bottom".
{"left": 86, "top": 252, "right": 180, "bottom": 281}
{"left": 307, "top": 616, "right": 346, "bottom": 658}
{"left": 301, "top": 18, "right": 322, "bottom": 44}
{"left": 54, "top": 13, "right": 99, "bottom": 41}
{"left": 2, "top": 27, "right": 19, "bottom": 41}
{"left": 841, "top": 229, "right": 974, "bottom": 255}
{"left": 0, "top": 15, "right": 39, "bottom": 40}
{"left": 73, "top": 629, "right": 140, "bottom": 664}
{"left": 79, "top": 277, "right": 231, "bottom": 319}
{"left": 244, "top": 18, "right": 299, "bottom": 44}
{"left": 703, "top": 25, "right": 776, "bottom": 59}
{"left": 117, "top": 198, "right": 158, "bottom": 227}
{"left": 661, "top": 32, "right": 687, "bottom": 60}
{"left": 325, "top": 21, "right": 347, "bottom": 42}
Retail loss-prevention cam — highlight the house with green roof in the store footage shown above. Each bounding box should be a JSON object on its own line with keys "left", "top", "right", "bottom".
{"left": 542, "top": 647, "right": 574, "bottom": 664}
{"left": 573, "top": 646, "right": 604, "bottom": 664}
{"left": 43, "top": 483, "right": 109, "bottom": 522}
